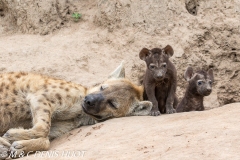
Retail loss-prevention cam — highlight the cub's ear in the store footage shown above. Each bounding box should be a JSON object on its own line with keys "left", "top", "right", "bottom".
{"left": 130, "top": 101, "right": 152, "bottom": 116}
{"left": 139, "top": 48, "right": 150, "bottom": 61}
{"left": 163, "top": 45, "right": 174, "bottom": 57}
{"left": 108, "top": 61, "right": 125, "bottom": 79}
{"left": 184, "top": 66, "right": 194, "bottom": 81}
{"left": 207, "top": 68, "right": 214, "bottom": 81}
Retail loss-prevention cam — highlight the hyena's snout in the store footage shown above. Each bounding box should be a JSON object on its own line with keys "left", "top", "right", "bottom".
{"left": 82, "top": 93, "right": 104, "bottom": 114}
{"left": 204, "top": 86, "right": 212, "bottom": 95}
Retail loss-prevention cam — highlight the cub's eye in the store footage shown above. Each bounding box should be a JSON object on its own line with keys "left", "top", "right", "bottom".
{"left": 209, "top": 80, "right": 212, "bottom": 85}
{"left": 108, "top": 100, "right": 117, "bottom": 109}
{"left": 162, "top": 63, "right": 167, "bottom": 68}
{"left": 100, "top": 86, "right": 104, "bottom": 91}
{"left": 197, "top": 81, "right": 203, "bottom": 85}
{"left": 149, "top": 65, "right": 155, "bottom": 69}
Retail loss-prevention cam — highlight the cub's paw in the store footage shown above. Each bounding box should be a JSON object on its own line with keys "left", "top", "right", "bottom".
{"left": 151, "top": 109, "right": 161, "bottom": 116}
{"left": 0, "top": 145, "right": 10, "bottom": 160}
{"left": 166, "top": 107, "right": 176, "bottom": 114}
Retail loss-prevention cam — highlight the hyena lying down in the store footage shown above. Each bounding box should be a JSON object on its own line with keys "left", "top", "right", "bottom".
{"left": 0, "top": 63, "right": 152, "bottom": 159}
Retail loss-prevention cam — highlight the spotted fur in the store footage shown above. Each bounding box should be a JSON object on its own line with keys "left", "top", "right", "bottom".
{"left": 0, "top": 63, "right": 152, "bottom": 159}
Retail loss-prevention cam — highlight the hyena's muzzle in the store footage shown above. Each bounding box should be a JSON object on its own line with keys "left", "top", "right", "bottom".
{"left": 82, "top": 93, "right": 105, "bottom": 120}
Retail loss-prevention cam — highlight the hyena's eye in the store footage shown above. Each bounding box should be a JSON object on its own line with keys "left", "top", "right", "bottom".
{"left": 162, "top": 63, "right": 167, "bottom": 68}
{"left": 209, "top": 80, "right": 212, "bottom": 85}
{"left": 197, "top": 81, "right": 203, "bottom": 85}
{"left": 149, "top": 64, "right": 155, "bottom": 70}
{"left": 107, "top": 100, "right": 117, "bottom": 109}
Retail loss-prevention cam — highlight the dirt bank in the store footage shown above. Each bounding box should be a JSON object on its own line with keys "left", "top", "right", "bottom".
{"left": 1, "top": 0, "right": 239, "bottom": 108}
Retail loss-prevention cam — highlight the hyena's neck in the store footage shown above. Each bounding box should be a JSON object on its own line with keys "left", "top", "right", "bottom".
{"left": 185, "top": 89, "right": 204, "bottom": 111}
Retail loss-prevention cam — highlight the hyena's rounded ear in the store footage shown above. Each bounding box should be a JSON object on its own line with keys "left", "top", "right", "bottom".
{"left": 131, "top": 101, "right": 152, "bottom": 116}
{"left": 108, "top": 61, "right": 125, "bottom": 79}
{"left": 184, "top": 66, "right": 194, "bottom": 81}
{"left": 139, "top": 48, "right": 150, "bottom": 61}
{"left": 207, "top": 68, "right": 214, "bottom": 81}
{"left": 163, "top": 45, "right": 174, "bottom": 57}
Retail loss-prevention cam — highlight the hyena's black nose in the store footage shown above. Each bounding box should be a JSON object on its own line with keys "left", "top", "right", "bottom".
{"left": 207, "top": 88, "right": 212, "bottom": 92}
{"left": 156, "top": 75, "right": 163, "bottom": 78}
{"left": 84, "top": 95, "right": 95, "bottom": 106}
{"left": 84, "top": 94, "right": 104, "bottom": 107}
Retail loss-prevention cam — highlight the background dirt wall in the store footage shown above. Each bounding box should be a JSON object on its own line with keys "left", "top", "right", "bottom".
{"left": 0, "top": 0, "right": 240, "bottom": 108}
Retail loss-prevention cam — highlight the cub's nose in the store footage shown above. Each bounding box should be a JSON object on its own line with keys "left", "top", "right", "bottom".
{"left": 156, "top": 72, "right": 163, "bottom": 79}
{"left": 156, "top": 75, "right": 163, "bottom": 79}
{"left": 207, "top": 88, "right": 212, "bottom": 92}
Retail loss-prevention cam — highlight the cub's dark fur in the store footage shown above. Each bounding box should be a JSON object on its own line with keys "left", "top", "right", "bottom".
{"left": 139, "top": 45, "right": 178, "bottom": 116}
{"left": 176, "top": 67, "right": 214, "bottom": 112}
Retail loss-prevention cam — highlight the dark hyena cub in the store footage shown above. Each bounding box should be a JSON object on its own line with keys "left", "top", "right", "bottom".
{"left": 139, "top": 45, "right": 178, "bottom": 116}
{"left": 176, "top": 67, "right": 214, "bottom": 112}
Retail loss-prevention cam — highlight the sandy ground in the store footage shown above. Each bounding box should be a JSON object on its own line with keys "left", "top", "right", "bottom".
{"left": 20, "top": 103, "right": 240, "bottom": 160}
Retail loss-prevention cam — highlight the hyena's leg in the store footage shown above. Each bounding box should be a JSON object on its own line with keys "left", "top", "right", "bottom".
{"left": 0, "top": 137, "right": 10, "bottom": 160}
{"left": 8, "top": 138, "right": 50, "bottom": 158}
{"left": 3, "top": 95, "right": 52, "bottom": 143}
{"left": 49, "top": 117, "right": 96, "bottom": 140}
{"left": 173, "top": 94, "right": 179, "bottom": 109}
{"left": 49, "top": 121, "right": 78, "bottom": 140}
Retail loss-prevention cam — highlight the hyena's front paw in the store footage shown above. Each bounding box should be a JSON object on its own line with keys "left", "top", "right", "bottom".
{"left": 0, "top": 145, "right": 10, "bottom": 160}
{"left": 3, "top": 128, "right": 27, "bottom": 143}
{"left": 3, "top": 129, "right": 18, "bottom": 142}
{"left": 166, "top": 105, "right": 176, "bottom": 114}
{"left": 8, "top": 141, "right": 26, "bottom": 159}
{"left": 0, "top": 139, "right": 10, "bottom": 160}
{"left": 151, "top": 108, "right": 161, "bottom": 116}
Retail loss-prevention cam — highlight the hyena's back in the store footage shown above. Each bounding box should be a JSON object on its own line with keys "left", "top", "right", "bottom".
{"left": 0, "top": 72, "right": 86, "bottom": 134}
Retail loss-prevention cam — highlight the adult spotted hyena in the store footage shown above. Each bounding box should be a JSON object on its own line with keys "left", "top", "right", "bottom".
{"left": 0, "top": 62, "right": 152, "bottom": 159}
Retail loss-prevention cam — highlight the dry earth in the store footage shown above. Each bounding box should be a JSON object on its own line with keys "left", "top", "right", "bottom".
{"left": 22, "top": 103, "right": 240, "bottom": 160}
{"left": 0, "top": 0, "right": 240, "bottom": 159}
